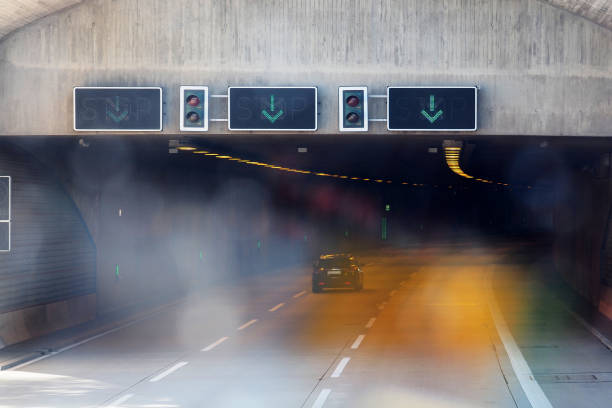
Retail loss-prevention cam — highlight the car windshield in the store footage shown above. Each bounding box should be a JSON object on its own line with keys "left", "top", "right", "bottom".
{"left": 319, "top": 257, "right": 352, "bottom": 268}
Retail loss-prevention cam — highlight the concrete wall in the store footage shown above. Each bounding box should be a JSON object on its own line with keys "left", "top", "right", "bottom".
{"left": 0, "top": 142, "right": 97, "bottom": 348}
{"left": 0, "top": 0, "right": 611, "bottom": 137}
{"left": 552, "top": 158, "right": 612, "bottom": 318}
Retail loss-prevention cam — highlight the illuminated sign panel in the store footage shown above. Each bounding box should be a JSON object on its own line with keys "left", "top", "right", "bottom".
{"left": 74, "top": 87, "right": 162, "bottom": 131}
{"left": 387, "top": 87, "right": 477, "bottom": 131}
{"left": 228, "top": 87, "right": 317, "bottom": 131}
{"left": 0, "top": 176, "right": 10, "bottom": 252}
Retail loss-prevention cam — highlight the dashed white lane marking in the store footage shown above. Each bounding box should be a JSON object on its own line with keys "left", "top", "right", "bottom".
{"left": 293, "top": 290, "right": 307, "bottom": 298}
{"left": 268, "top": 302, "right": 285, "bottom": 312}
{"left": 390, "top": 290, "right": 397, "bottom": 297}
{"left": 312, "top": 388, "right": 331, "bottom": 408}
{"left": 237, "top": 319, "right": 258, "bottom": 331}
{"left": 104, "top": 393, "right": 134, "bottom": 407}
{"left": 149, "top": 361, "right": 188, "bottom": 383}
{"left": 351, "top": 334, "right": 365, "bottom": 349}
{"left": 378, "top": 303, "right": 385, "bottom": 310}
{"left": 331, "top": 357, "right": 350, "bottom": 378}
{"left": 486, "top": 276, "right": 553, "bottom": 408}
{"left": 202, "top": 336, "right": 229, "bottom": 352}
{"left": 365, "top": 317, "right": 376, "bottom": 329}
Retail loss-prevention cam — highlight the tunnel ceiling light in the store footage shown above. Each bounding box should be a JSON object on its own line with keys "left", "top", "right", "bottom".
{"left": 444, "top": 145, "right": 516, "bottom": 187}
{"left": 177, "top": 146, "right": 529, "bottom": 191}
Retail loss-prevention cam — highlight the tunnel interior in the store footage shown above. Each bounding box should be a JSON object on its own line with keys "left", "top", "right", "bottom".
{"left": 2, "top": 134, "right": 610, "bottom": 316}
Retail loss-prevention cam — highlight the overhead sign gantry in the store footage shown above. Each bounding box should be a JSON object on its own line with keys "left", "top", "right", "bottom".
{"left": 72, "top": 84, "right": 478, "bottom": 133}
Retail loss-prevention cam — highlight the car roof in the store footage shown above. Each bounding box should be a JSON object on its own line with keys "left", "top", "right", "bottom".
{"left": 319, "top": 253, "right": 354, "bottom": 260}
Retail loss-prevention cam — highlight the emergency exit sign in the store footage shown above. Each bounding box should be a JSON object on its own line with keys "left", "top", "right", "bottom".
{"left": 387, "top": 87, "right": 477, "bottom": 131}
{"left": 228, "top": 87, "right": 317, "bottom": 131}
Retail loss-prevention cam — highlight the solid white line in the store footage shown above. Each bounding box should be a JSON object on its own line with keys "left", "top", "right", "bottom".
{"left": 351, "top": 334, "right": 365, "bottom": 349}
{"left": 566, "top": 309, "right": 612, "bottom": 351}
{"left": 312, "top": 388, "right": 331, "bottom": 408}
{"left": 268, "top": 303, "right": 285, "bottom": 312}
{"left": 331, "top": 357, "right": 350, "bottom": 378}
{"left": 7, "top": 302, "right": 179, "bottom": 371}
{"left": 365, "top": 317, "right": 376, "bottom": 329}
{"left": 237, "top": 319, "right": 258, "bottom": 330}
{"left": 149, "top": 361, "right": 188, "bottom": 383}
{"left": 104, "top": 393, "right": 134, "bottom": 407}
{"left": 202, "top": 336, "right": 229, "bottom": 352}
{"left": 293, "top": 290, "right": 307, "bottom": 298}
{"left": 487, "top": 274, "right": 554, "bottom": 408}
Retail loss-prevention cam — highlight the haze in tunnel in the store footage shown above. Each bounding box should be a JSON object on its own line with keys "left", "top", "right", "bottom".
{"left": 0, "top": 135, "right": 611, "bottom": 408}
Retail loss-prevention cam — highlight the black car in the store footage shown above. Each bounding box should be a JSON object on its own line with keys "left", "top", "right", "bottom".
{"left": 312, "top": 254, "right": 363, "bottom": 293}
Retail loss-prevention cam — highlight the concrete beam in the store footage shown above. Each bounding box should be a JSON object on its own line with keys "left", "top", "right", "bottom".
{"left": 0, "top": 0, "right": 611, "bottom": 136}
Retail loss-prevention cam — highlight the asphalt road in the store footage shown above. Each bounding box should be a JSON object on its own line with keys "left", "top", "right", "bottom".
{"left": 1, "top": 245, "right": 611, "bottom": 408}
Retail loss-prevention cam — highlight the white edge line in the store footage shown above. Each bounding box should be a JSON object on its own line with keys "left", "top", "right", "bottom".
{"left": 312, "top": 388, "right": 331, "bottom": 408}
{"left": 149, "top": 361, "right": 188, "bottom": 383}
{"left": 104, "top": 393, "right": 134, "bottom": 408}
{"left": 268, "top": 303, "right": 285, "bottom": 312}
{"left": 293, "top": 290, "right": 307, "bottom": 298}
{"left": 237, "top": 319, "right": 258, "bottom": 331}
{"left": 351, "top": 334, "right": 365, "bottom": 349}
{"left": 331, "top": 357, "right": 350, "bottom": 378}
{"left": 7, "top": 303, "right": 177, "bottom": 371}
{"left": 566, "top": 309, "right": 612, "bottom": 351}
{"left": 202, "top": 336, "right": 229, "bottom": 352}
{"left": 487, "top": 273, "right": 554, "bottom": 408}
{"left": 365, "top": 317, "right": 376, "bottom": 329}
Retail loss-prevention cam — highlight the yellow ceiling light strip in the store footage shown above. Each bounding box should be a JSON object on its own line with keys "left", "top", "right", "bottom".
{"left": 444, "top": 146, "right": 475, "bottom": 180}
{"left": 444, "top": 146, "right": 514, "bottom": 187}
{"left": 178, "top": 148, "right": 481, "bottom": 189}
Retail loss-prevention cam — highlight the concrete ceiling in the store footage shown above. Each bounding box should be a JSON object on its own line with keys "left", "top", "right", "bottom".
{"left": 0, "top": 0, "right": 610, "bottom": 41}
{"left": 0, "top": 0, "right": 82, "bottom": 39}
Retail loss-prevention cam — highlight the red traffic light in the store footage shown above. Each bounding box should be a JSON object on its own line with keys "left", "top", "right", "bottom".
{"left": 346, "top": 96, "right": 360, "bottom": 107}
{"left": 186, "top": 95, "right": 200, "bottom": 106}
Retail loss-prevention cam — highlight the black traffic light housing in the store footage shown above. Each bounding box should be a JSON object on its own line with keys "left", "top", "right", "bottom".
{"left": 339, "top": 86, "right": 368, "bottom": 132}
{"left": 180, "top": 86, "right": 208, "bottom": 131}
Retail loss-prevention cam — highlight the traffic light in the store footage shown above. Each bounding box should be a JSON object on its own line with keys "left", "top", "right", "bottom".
{"left": 339, "top": 86, "right": 368, "bottom": 132}
{"left": 180, "top": 86, "right": 208, "bottom": 131}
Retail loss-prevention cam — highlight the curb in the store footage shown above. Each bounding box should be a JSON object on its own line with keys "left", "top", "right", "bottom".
{"left": 0, "top": 349, "right": 52, "bottom": 371}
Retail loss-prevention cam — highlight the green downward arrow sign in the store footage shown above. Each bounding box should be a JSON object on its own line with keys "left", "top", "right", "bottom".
{"left": 262, "top": 95, "right": 284, "bottom": 123}
{"left": 107, "top": 96, "right": 129, "bottom": 123}
{"left": 421, "top": 94, "right": 443, "bottom": 124}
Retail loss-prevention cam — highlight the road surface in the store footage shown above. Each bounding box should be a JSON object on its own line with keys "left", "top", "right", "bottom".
{"left": 1, "top": 245, "right": 610, "bottom": 408}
